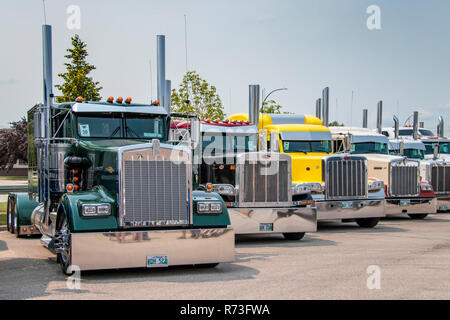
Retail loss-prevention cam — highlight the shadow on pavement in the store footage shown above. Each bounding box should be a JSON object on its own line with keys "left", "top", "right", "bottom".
{"left": 317, "top": 222, "right": 407, "bottom": 234}
{"left": 0, "top": 257, "right": 63, "bottom": 300}
{"left": 79, "top": 262, "right": 259, "bottom": 284}
{"left": 0, "top": 240, "right": 8, "bottom": 251}
{"left": 235, "top": 234, "right": 337, "bottom": 248}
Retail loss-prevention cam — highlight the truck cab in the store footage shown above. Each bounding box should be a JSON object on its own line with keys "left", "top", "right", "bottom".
{"left": 228, "top": 113, "right": 386, "bottom": 228}
{"left": 170, "top": 86, "right": 317, "bottom": 240}
{"left": 7, "top": 25, "right": 235, "bottom": 274}
{"left": 330, "top": 127, "right": 436, "bottom": 219}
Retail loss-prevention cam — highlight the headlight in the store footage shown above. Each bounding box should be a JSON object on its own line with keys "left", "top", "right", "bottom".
{"left": 420, "top": 183, "right": 433, "bottom": 191}
{"left": 306, "top": 183, "right": 324, "bottom": 193}
{"left": 291, "top": 184, "right": 311, "bottom": 195}
{"left": 212, "top": 184, "right": 236, "bottom": 196}
{"left": 368, "top": 180, "right": 384, "bottom": 191}
{"left": 81, "top": 204, "right": 111, "bottom": 217}
{"left": 197, "top": 202, "right": 223, "bottom": 214}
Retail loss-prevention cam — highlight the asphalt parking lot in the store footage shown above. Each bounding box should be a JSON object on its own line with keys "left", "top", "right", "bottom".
{"left": 0, "top": 213, "right": 449, "bottom": 300}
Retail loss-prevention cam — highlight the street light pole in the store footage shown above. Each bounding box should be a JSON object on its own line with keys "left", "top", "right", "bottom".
{"left": 263, "top": 87, "right": 288, "bottom": 103}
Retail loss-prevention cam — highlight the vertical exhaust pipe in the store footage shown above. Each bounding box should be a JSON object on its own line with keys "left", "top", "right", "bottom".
{"left": 413, "top": 111, "right": 419, "bottom": 140}
{"left": 437, "top": 116, "right": 444, "bottom": 137}
{"left": 42, "top": 25, "right": 53, "bottom": 108}
{"left": 362, "top": 109, "right": 368, "bottom": 128}
{"left": 157, "top": 35, "right": 166, "bottom": 109}
{"left": 322, "top": 87, "right": 329, "bottom": 127}
{"left": 393, "top": 115, "right": 399, "bottom": 139}
{"left": 376, "top": 101, "right": 383, "bottom": 134}
{"left": 165, "top": 80, "right": 171, "bottom": 113}
{"left": 249, "top": 85, "right": 260, "bottom": 127}
{"left": 316, "top": 98, "right": 322, "bottom": 120}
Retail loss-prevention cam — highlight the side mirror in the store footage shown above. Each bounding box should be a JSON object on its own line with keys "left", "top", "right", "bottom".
{"left": 433, "top": 143, "right": 439, "bottom": 160}
{"left": 190, "top": 117, "right": 201, "bottom": 148}
{"left": 259, "top": 129, "right": 268, "bottom": 152}
{"left": 399, "top": 141, "right": 404, "bottom": 156}
{"left": 344, "top": 135, "right": 351, "bottom": 152}
{"left": 270, "top": 131, "right": 280, "bottom": 152}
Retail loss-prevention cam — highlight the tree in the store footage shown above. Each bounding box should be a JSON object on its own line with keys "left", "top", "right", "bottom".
{"left": 0, "top": 117, "right": 28, "bottom": 170}
{"left": 55, "top": 34, "right": 102, "bottom": 103}
{"left": 171, "top": 71, "right": 225, "bottom": 120}
{"left": 260, "top": 99, "right": 292, "bottom": 114}
{"left": 328, "top": 121, "right": 345, "bottom": 127}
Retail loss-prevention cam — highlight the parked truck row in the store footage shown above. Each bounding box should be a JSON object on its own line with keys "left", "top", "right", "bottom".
{"left": 5, "top": 24, "right": 446, "bottom": 275}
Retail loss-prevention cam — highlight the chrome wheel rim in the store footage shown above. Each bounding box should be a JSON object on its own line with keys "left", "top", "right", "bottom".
{"left": 60, "top": 218, "right": 71, "bottom": 266}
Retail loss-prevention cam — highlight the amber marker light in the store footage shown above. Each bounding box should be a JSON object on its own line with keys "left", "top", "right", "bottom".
{"left": 206, "top": 183, "right": 213, "bottom": 192}
{"left": 116, "top": 97, "right": 123, "bottom": 104}
{"left": 76, "top": 96, "right": 84, "bottom": 102}
{"left": 66, "top": 184, "right": 74, "bottom": 192}
{"left": 107, "top": 96, "right": 114, "bottom": 103}
{"left": 125, "top": 97, "right": 132, "bottom": 104}
{"left": 154, "top": 100, "right": 159, "bottom": 106}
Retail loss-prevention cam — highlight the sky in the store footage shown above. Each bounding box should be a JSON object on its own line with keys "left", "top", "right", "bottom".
{"left": 1, "top": 0, "right": 449, "bottom": 133}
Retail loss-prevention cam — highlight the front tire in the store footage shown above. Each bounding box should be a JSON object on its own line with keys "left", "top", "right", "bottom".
{"left": 355, "top": 217, "right": 380, "bottom": 228}
{"left": 56, "top": 213, "right": 74, "bottom": 275}
{"left": 282, "top": 232, "right": 305, "bottom": 241}
{"left": 408, "top": 213, "right": 428, "bottom": 220}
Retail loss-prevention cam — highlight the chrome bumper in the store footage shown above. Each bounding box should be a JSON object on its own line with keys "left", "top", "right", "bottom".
{"left": 385, "top": 198, "right": 437, "bottom": 215}
{"left": 316, "top": 199, "right": 385, "bottom": 221}
{"left": 71, "top": 227, "right": 235, "bottom": 271}
{"left": 436, "top": 195, "right": 450, "bottom": 212}
{"left": 228, "top": 207, "right": 317, "bottom": 235}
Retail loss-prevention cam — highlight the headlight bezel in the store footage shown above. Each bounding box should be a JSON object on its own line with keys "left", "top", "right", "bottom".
{"left": 81, "top": 203, "right": 112, "bottom": 217}
{"left": 291, "top": 183, "right": 311, "bottom": 195}
{"left": 212, "top": 184, "right": 236, "bottom": 196}
{"left": 420, "top": 183, "right": 433, "bottom": 192}
{"left": 196, "top": 201, "right": 223, "bottom": 214}
{"left": 368, "top": 180, "right": 385, "bottom": 191}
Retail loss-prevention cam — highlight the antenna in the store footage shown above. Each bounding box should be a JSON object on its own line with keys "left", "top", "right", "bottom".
{"left": 184, "top": 14, "right": 188, "bottom": 73}
{"left": 350, "top": 90, "right": 354, "bottom": 126}
{"left": 149, "top": 59, "right": 153, "bottom": 102}
{"left": 42, "top": 0, "right": 47, "bottom": 24}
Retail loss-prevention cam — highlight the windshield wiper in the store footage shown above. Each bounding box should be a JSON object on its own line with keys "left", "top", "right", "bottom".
{"left": 109, "top": 126, "right": 121, "bottom": 138}
{"left": 125, "top": 126, "right": 139, "bottom": 138}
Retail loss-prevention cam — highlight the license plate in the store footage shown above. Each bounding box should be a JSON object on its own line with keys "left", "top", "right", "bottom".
{"left": 400, "top": 200, "right": 410, "bottom": 206}
{"left": 259, "top": 223, "right": 273, "bottom": 232}
{"left": 341, "top": 201, "right": 353, "bottom": 209}
{"left": 147, "top": 255, "right": 168, "bottom": 267}
{"left": 439, "top": 205, "right": 448, "bottom": 211}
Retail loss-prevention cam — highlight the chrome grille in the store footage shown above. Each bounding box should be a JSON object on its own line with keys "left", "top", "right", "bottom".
{"left": 238, "top": 153, "right": 291, "bottom": 206}
{"left": 325, "top": 157, "right": 367, "bottom": 200}
{"left": 120, "top": 146, "right": 191, "bottom": 227}
{"left": 389, "top": 161, "right": 419, "bottom": 197}
{"left": 431, "top": 164, "right": 450, "bottom": 194}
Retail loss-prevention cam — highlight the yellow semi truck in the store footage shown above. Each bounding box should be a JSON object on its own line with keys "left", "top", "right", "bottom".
{"left": 227, "top": 113, "right": 386, "bottom": 227}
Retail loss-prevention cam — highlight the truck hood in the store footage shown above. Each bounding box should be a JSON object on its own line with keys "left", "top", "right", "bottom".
{"left": 289, "top": 153, "right": 329, "bottom": 184}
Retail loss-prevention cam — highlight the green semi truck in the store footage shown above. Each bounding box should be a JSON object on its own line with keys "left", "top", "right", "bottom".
{"left": 6, "top": 25, "right": 235, "bottom": 274}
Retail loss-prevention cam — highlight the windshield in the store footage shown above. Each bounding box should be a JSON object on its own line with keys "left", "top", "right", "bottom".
{"left": 390, "top": 149, "right": 424, "bottom": 159}
{"left": 202, "top": 134, "right": 258, "bottom": 155}
{"left": 399, "top": 128, "right": 435, "bottom": 137}
{"left": 351, "top": 142, "right": 388, "bottom": 154}
{"left": 282, "top": 140, "right": 332, "bottom": 153}
{"left": 77, "top": 114, "right": 164, "bottom": 139}
{"left": 424, "top": 142, "right": 450, "bottom": 155}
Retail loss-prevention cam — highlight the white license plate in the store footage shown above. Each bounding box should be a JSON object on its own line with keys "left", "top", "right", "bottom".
{"left": 400, "top": 200, "right": 410, "bottom": 206}
{"left": 260, "top": 223, "right": 273, "bottom": 231}
{"left": 439, "top": 205, "right": 448, "bottom": 211}
{"left": 147, "top": 255, "right": 168, "bottom": 267}
{"left": 341, "top": 201, "right": 353, "bottom": 209}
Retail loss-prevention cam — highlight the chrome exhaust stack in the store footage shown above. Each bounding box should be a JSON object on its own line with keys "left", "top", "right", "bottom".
{"left": 322, "top": 87, "right": 329, "bottom": 127}
{"left": 157, "top": 35, "right": 167, "bottom": 111}
{"left": 376, "top": 101, "right": 383, "bottom": 134}
{"left": 316, "top": 98, "right": 322, "bottom": 120}
{"left": 362, "top": 109, "right": 368, "bottom": 128}
{"left": 413, "top": 111, "right": 419, "bottom": 140}
{"left": 393, "top": 115, "right": 399, "bottom": 139}
{"left": 249, "top": 84, "right": 260, "bottom": 127}
{"left": 437, "top": 116, "right": 444, "bottom": 137}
